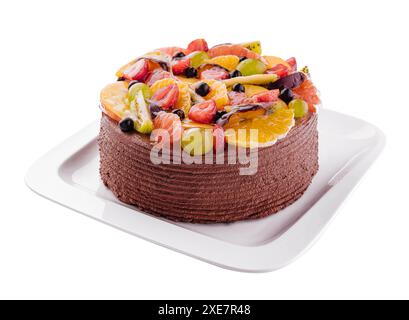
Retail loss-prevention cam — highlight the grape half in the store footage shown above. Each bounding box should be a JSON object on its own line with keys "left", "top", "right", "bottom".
{"left": 236, "top": 59, "right": 267, "bottom": 76}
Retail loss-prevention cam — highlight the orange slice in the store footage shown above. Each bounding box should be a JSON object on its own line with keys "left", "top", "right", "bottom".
{"left": 205, "top": 55, "right": 240, "bottom": 71}
{"left": 100, "top": 82, "right": 129, "bottom": 122}
{"left": 200, "top": 79, "right": 229, "bottom": 110}
{"left": 224, "top": 107, "right": 295, "bottom": 148}
{"left": 243, "top": 85, "right": 268, "bottom": 97}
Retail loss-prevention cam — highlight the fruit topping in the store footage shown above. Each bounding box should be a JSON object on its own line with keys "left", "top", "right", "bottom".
{"left": 208, "top": 44, "right": 260, "bottom": 60}
{"left": 195, "top": 82, "right": 210, "bottom": 97}
{"left": 223, "top": 74, "right": 278, "bottom": 87}
{"left": 128, "top": 82, "right": 152, "bottom": 101}
{"left": 187, "top": 51, "right": 210, "bottom": 68}
{"left": 205, "top": 55, "right": 240, "bottom": 71}
{"left": 184, "top": 67, "right": 198, "bottom": 78}
{"left": 173, "top": 52, "right": 186, "bottom": 59}
{"left": 132, "top": 90, "right": 154, "bottom": 134}
{"left": 230, "top": 70, "right": 242, "bottom": 78}
{"left": 243, "top": 85, "right": 268, "bottom": 97}
{"left": 228, "top": 91, "right": 252, "bottom": 106}
{"left": 150, "top": 104, "right": 163, "bottom": 118}
{"left": 198, "top": 64, "right": 230, "bottom": 80}
{"left": 188, "top": 100, "right": 217, "bottom": 124}
{"left": 152, "top": 111, "right": 183, "bottom": 144}
{"left": 187, "top": 39, "right": 209, "bottom": 53}
{"left": 200, "top": 79, "right": 229, "bottom": 109}
{"left": 181, "top": 128, "right": 213, "bottom": 156}
{"left": 151, "top": 84, "right": 179, "bottom": 110}
{"left": 100, "top": 82, "right": 129, "bottom": 122}
{"left": 222, "top": 106, "right": 295, "bottom": 148}
{"left": 181, "top": 121, "right": 214, "bottom": 130}
{"left": 240, "top": 41, "right": 262, "bottom": 54}
{"left": 279, "top": 88, "right": 295, "bottom": 104}
{"left": 156, "top": 47, "right": 188, "bottom": 57}
{"left": 150, "top": 78, "right": 191, "bottom": 114}
{"left": 128, "top": 80, "right": 139, "bottom": 89}
{"left": 172, "top": 109, "right": 185, "bottom": 120}
{"left": 236, "top": 58, "right": 267, "bottom": 76}
{"left": 252, "top": 90, "right": 279, "bottom": 103}
{"left": 266, "top": 64, "right": 289, "bottom": 78}
{"left": 286, "top": 57, "right": 297, "bottom": 72}
{"left": 288, "top": 99, "right": 308, "bottom": 118}
{"left": 121, "top": 59, "right": 149, "bottom": 81}
{"left": 232, "top": 83, "right": 245, "bottom": 93}
{"left": 145, "top": 69, "right": 172, "bottom": 86}
{"left": 172, "top": 57, "right": 191, "bottom": 75}
{"left": 119, "top": 118, "right": 134, "bottom": 133}
{"left": 267, "top": 72, "right": 306, "bottom": 90}
{"left": 263, "top": 56, "right": 291, "bottom": 70}
{"left": 292, "top": 79, "right": 320, "bottom": 112}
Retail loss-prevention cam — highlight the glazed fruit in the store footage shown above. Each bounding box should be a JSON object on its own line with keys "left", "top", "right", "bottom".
{"left": 145, "top": 69, "right": 172, "bottom": 86}
{"left": 184, "top": 67, "right": 198, "bottom": 78}
{"left": 119, "top": 118, "right": 134, "bottom": 133}
{"left": 201, "top": 80, "right": 229, "bottom": 109}
{"left": 100, "top": 82, "right": 129, "bottom": 122}
{"left": 181, "top": 128, "right": 213, "bottom": 156}
{"left": 228, "top": 91, "right": 251, "bottom": 106}
{"left": 279, "top": 88, "right": 295, "bottom": 104}
{"left": 286, "top": 57, "right": 297, "bottom": 71}
{"left": 198, "top": 65, "right": 230, "bottom": 80}
{"left": 122, "top": 59, "right": 149, "bottom": 81}
{"left": 266, "top": 64, "right": 289, "bottom": 78}
{"left": 172, "top": 109, "right": 185, "bottom": 120}
{"left": 151, "top": 84, "right": 179, "bottom": 110}
{"left": 188, "top": 51, "right": 210, "bottom": 68}
{"left": 188, "top": 100, "right": 217, "bottom": 124}
{"left": 133, "top": 90, "right": 154, "bottom": 134}
{"left": 187, "top": 39, "right": 209, "bottom": 53}
{"left": 240, "top": 41, "right": 262, "bottom": 54}
{"left": 150, "top": 78, "right": 191, "bottom": 114}
{"left": 223, "top": 107, "right": 295, "bottom": 148}
{"left": 223, "top": 74, "right": 278, "bottom": 87}
{"left": 195, "top": 82, "right": 210, "bottom": 97}
{"left": 172, "top": 57, "right": 191, "bottom": 75}
{"left": 289, "top": 99, "right": 308, "bottom": 118}
{"left": 152, "top": 111, "right": 183, "bottom": 144}
{"left": 128, "top": 82, "right": 152, "bottom": 101}
{"left": 236, "top": 58, "right": 267, "bottom": 76}
{"left": 267, "top": 72, "right": 306, "bottom": 90}
{"left": 263, "top": 56, "right": 291, "bottom": 70}
{"left": 232, "top": 83, "right": 245, "bottom": 93}
{"left": 208, "top": 44, "right": 260, "bottom": 60}
{"left": 252, "top": 89, "right": 279, "bottom": 103}
{"left": 292, "top": 79, "right": 320, "bottom": 112}
{"left": 243, "top": 85, "right": 268, "bottom": 97}
{"left": 205, "top": 55, "right": 240, "bottom": 71}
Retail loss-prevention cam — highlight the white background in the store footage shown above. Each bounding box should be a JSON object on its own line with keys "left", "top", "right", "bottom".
{"left": 1, "top": 0, "right": 408, "bottom": 299}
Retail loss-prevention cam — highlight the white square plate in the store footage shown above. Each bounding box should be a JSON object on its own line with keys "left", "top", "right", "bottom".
{"left": 26, "top": 109, "right": 385, "bottom": 272}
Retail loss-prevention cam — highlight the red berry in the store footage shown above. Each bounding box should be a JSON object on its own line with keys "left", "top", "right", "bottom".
{"left": 286, "top": 57, "right": 297, "bottom": 72}
{"left": 145, "top": 69, "right": 172, "bottom": 86}
{"left": 200, "top": 67, "right": 230, "bottom": 80}
{"left": 151, "top": 84, "right": 179, "bottom": 110}
{"left": 187, "top": 39, "right": 209, "bottom": 53}
{"left": 252, "top": 90, "right": 279, "bottom": 103}
{"left": 172, "top": 58, "right": 191, "bottom": 75}
{"left": 266, "top": 64, "right": 289, "bottom": 78}
{"left": 123, "top": 59, "right": 149, "bottom": 81}
{"left": 188, "top": 100, "right": 217, "bottom": 124}
{"left": 213, "top": 125, "right": 225, "bottom": 152}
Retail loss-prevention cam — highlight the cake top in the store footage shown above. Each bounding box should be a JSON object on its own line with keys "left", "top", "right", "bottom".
{"left": 100, "top": 39, "right": 320, "bottom": 153}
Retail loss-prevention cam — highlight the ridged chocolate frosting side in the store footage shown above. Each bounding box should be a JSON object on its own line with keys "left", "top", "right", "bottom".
{"left": 98, "top": 112, "right": 319, "bottom": 223}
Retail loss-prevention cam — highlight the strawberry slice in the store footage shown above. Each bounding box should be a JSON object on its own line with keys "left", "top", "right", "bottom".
{"left": 172, "top": 58, "right": 191, "bottom": 75}
{"left": 200, "top": 66, "right": 230, "bottom": 80}
{"left": 213, "top": 125, "right": 225, "bottom": 152}
{"left": 151, "top": 84, "right": 179, "bottom": 110}
{"left": 252, "top": 90, "right": 279, "bottom": 103}
{"left": 188, "top": 100, "right": 217, "bottom": 124}
{"left": 122, "top": 59, "right": 149, "bottom": 81}
{"left": 187, "top": 39, "right": 208, "bottom": 53}
{"left": 145, "top": 69, "right": 172, "bottom": 86}
{"left": 286, "top": 57, "right": 297, "bottom": 72}
{"left": 266, "top": 64, "right": 289, "bottom": 78}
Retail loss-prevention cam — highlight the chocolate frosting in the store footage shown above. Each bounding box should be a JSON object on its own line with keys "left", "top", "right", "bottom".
{"left": 98, "top": 113, "right": 319, "bottom": 223}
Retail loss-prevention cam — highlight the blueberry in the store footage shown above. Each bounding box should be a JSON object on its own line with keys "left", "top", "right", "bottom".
{"left": 173, "top": 52, "right": 186, "bottom": 59}
{"left": 230, "top": 70, "right": 242, "bottom": 78}
{"left": 239, "top": 57, "right": 247, "bottom": 63}
{"left": 150, "top": 104, "right": 163, "bottom": 118}
{"left": 172, "top": 109, "right": 185, "bottom": 120}
{"left": 119, "top": 118, "right": 134, "bottom": 133}
{"left": 195, "top": 82, "right": 210, "bottom": 97}
{"left": 117, "top": 77, "right": 126, "bottom": 81}
{"left": 184, "top": 67, "right": 198, "bottom": 78}
{"left": 279, "top": 88, "right": 295, "bottom": 104}
{"left": 214, "top": 110, "right": 227, "bottom": 122}
{"left": 232, "top": 83, "right": 245, "bottom": 93}
{"left": 128, "top": 80, "right": 139, "bottom": 89}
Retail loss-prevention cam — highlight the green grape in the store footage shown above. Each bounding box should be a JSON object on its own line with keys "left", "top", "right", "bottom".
{"left": 236, "top": 59, "right": 267, "bottom": 76}
{"left": 134, "top": 91, "right": 153, "bottom": 134}
{"left": 272, "top": 99, "right": 287, "bottom": 111}
{"left": 289, "top": 99, "right": 308, "bottom": 118}
{"left": 188, "top": 51, "right": 210, "bottom": 68}
{"left": 128, "top": 83, "right": 152, "bottom": 101}
{"left": 181, "top": 128, "right": 213, "bottom": 156}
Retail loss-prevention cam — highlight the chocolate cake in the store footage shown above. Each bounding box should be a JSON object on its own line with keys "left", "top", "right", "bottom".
{"left": 98, "top": 39, "right": 321, "bottom": 223}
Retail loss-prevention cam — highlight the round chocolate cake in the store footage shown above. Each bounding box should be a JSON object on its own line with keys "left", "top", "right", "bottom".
{"left": 98, "top": 39, "right": 320, "bottom": 223}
